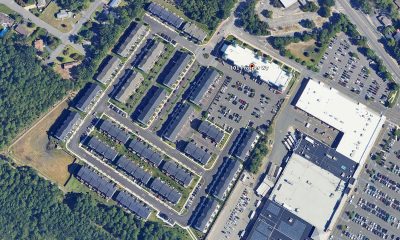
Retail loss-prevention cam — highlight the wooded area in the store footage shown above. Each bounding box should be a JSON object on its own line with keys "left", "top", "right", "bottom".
{"left": 174, "top": 0, "right": 235, "bottom": 30}
{"left": 55, "top": 0, "right": 91, "bottom": 12}
{"left": 238, "top": 0, "right": 270, "bottom": 36}
{"left": 73, "top": 0, "right": 145, "bottom": 83}
{"left": 0, "top": 158, "right": 189, "bottom": 240}
{"left": 246, "top": 135, "right": 269, "bottom": 173}
{"left": 0, "top": 38, "right": 72, "bottom": 149}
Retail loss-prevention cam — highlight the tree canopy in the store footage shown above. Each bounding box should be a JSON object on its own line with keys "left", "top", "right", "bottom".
{"left": 0, "top": 159, "right": 189, "bottom": 240}
{"left": 55, "top": 0, "right": 91, "bottom": 12}
{"left": 238, "top": 0, "right": 270, "bottom": 36}
{"left": 174, "top": 0, "right": 235, "bottom": 30}
{"left": 0, "top": 38, "right": 72, "bottom": 149}
{"left": 73, "top": 0, "right": 145, "bottom": 83}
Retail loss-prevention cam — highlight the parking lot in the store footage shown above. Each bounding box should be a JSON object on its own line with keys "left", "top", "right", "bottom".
{"left": 207, "top": 71, "right": 284, "bottom": 132}
{"left": 331, "top": 125, "right": 400, "bottom": 240}
{"left": 319, "top": 34, "right": 390, "bottom": 108}
{"left": 208, "top": 173, "right": 261, "bottom": 240}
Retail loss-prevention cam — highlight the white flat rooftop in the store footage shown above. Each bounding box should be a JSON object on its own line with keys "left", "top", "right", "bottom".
{"left": 270, "top": 154, "right": 345, "bottom": 231}
{"left": 295, "top": 79, "right": 385, "bottom": 164}
{"left": 280, "top": 0, "right": 298, "bottom": 8}
{"left": 222, "top": 43, "right": 292, "bottom": 91}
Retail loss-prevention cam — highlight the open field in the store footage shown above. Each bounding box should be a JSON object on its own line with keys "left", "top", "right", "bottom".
{"left": 9, "top": 100, "right": 75, "bottom": 186}
{"left": 286, "top": 39, "right": 317, "bottom": 62}
{"left": 39, "top": 2, "right": 81, "bottom": 33}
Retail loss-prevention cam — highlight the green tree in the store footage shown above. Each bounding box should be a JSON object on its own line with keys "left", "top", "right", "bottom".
{"left": 55, "top": 0, "right": 91, "bottom": 12}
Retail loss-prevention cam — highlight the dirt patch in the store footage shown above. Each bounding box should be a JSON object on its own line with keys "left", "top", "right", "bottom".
{"left": 9, "top": 100, "right": 74, "bottom": 186}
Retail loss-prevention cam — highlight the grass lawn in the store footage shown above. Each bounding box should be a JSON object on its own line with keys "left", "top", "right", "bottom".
{"left": 0, "top": 4, "right": 15, "bottom": 15}
{"left": 388, "top": 88, "right": 399, "bottom": 108}
{"left": 39, "top": 2, "right": 81, "bottom": 33}
{"left": 120, "top": 40, "right": 176, "bottom": 114}
{"left": 9, "top": 100, "right": 75, "bottom": 186}
{"left": 286, "top": 39, "right": 326, "bottom": 66}
{"left": 55, "top": 45, "right": 83, "bottom": 64}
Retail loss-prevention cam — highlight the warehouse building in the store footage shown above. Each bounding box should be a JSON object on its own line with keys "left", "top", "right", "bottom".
{"left": 221, "top": 43, "right": 292, "bottom": 92}
{"left": 96, "top": 56, "right": 121, "bottom": 84}
{"left": 295, "top": 79, "right": 386, "bottom": 166}
{"left": 137, "top": 41, "right": 165, "bottom": 73}
{"left": 188, "top": 68, "right": 220, "bottom": 107}
{"left": 162, "top": 103, "right": 193, "bottom": 142}
{"left": 208, "top": 158, "right": 242, "bottom": 200}
{"left": 114, "top": 70, "right": 143, "bottom": 104}
{"left": 76, "top": 166, "right": 117, "bottom": 199}
{"left": 115, "top": 191, "right": 151, "bottom": 219}
{"left": 115, "top": 23, "right": 148, "bottom": 57}
{"left": 74, "top": 83, "right": 102, "bottom": 112}
{"left": 161, "top": 51, "right": 192, "bottom": 89}
{"left": 246, "top": 199, "right": 315, "bottom": 240}
{"left": 136, "top": 87, "right": 167, "bottom": 126}
{"left": 269, "top": 152, "right": 348, "bottom": 237}
{"left": 53, "top": 109, "right": 80, "bottom": 141}
{"left": 184, "top": 142, "right": 211, "bottom": 165}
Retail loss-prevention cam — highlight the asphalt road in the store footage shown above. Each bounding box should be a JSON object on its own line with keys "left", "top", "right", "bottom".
{"left": 336, "top": 1, "right": 400, "bottom": 81}
{"left": 0, "top": 0, "right": 87, "bottom": 54}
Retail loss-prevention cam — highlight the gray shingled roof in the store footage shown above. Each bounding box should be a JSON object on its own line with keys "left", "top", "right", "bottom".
{"left": 53, "top": 110, "right": 80, "bottom": 141}
{"left": 115, "top": 191, "right": 152, "bottom": 219}
{"left": 192, "top": 197, "right": 219, "bottom": 233}
{"left": 209, "top": 158, "right": 241, "bottom": 200}
{"left": 75, "top": 83, "right": 102, "bottom": 112}
{"left": 184, "top": 142, "right": 211, "bottom": 165}
{"left": 161, "top": 51, "right": 191, "bottom": 88}
{"left": 97, "top": 120, "right": 130, "bottom": 145}
{"left": 84, "top": 136, "right": 119, "bottom": 161}
{"left": 188, "top": 68, "right": 220, "bottom": 106}
{"left": 96, "top": 56, "right": 121, "bottom": 84}
{"left": 182, "top": 22, "right": 207, "bottom": 42}
{"left": 234, "top": 129, "right": 259, "bottom": 161}
{"left": 136, "top": 87, "right": 167, "bottom": 126}
{"left": 116, "top": 156, "right": 152, "bottom": 185}
{"left": 161, "top": 161, "right": 193, "bottom": 187}
{"left": 114, "top": 70, "right": 143, "bottom": 103}
{"left": 76, "top": 166, "right": 117, "bottom": 199}
{"left": 162, "top": 103, "right": 193, "bottom": 142}
{"left": 197, "top": 120, "right": 224, "bottom": 143}
{"left": 115, "top": 23, "right": 148, "bottom": 57}
{"left": 137, "top": 41, "right": 165, "bottom": 73}
{"left": 147, "top": 3, "right": 185, "bottom": 29}
{"left": 127, "top": 139, "right": 164, "bottom": 167}
{"left": 150, "top": 178, "right": 182, "bottom": 205}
